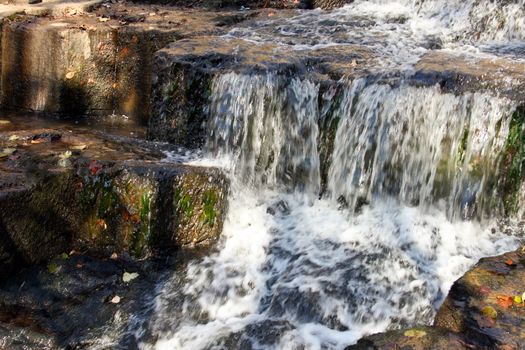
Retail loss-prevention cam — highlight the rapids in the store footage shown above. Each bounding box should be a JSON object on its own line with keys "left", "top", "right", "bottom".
{"left": 127, "top": 0, "right": 525, "bottom": 349}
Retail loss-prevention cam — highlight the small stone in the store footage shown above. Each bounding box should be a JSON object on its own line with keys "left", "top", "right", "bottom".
{"left": 65, "top": 71, "right": 75, "bottom": 80}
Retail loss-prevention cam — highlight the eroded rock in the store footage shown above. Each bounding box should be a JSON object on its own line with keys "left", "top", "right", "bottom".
{"left": 0, "top": 116, "right": 229, "bottom": 281}
{"left": 435, "top": 247, "right": 525, "bottom": 349}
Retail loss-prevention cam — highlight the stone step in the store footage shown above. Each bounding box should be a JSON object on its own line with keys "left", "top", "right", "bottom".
{"left": 0, "top": 117, "right": 228, "bottom": 280}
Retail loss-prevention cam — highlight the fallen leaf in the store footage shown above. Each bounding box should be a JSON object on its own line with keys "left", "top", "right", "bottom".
{"left": 60, "top": 252, "right": 69, "bottom": 260}
{"left": 76, "top": 263, "right": 83, "bottom": 268}
{"left": 98, "top": 17, "right": 110, "bottom": 22}
{"left": 482, "top": 306, "right": 498, "bottom": 319}
{"left": 96, "top": 218, "right": 107, "bottom": 230}
{"left": 123, "top": 271, "right": 139, "bottom": 283}
{"left": 59, "top": 151, "right": 72, "bottom": 161}
{"left": 71, "top": 144, "right": 87, "bottom": 150}
{"left": 268, "top": 12, "right": 275, "bottom": 17}
{"left": 47, "top": 262, "right": 60, "bottom": 274}
{"left": 89, "top": 160, "right": 102, "bottom": 175}
{"left": 505, "top": 259, "right": 516, "bottom": 267}
{"left": 110, "top": 295, "right": 121, "bottom": 304}
{"left": 30, "top": 138, "right": 46, "bottom": 144}
{"left": 497, "top": 295, "right": 514, "bottom": 309}
{"left": 0, "top": 148, "right": 16, "bottom": 158}
{"left": 0, "top": 120, "right": 11, "bottom": 125}
{"left": 65, "top": 71, "right": 76, "bottom": 80}
{"left": 110, "top": 252, "right": 118, "bottom": 260}
{"left": 404, "top": 329, "right": 427, "bottom": 338}
{"left": 8, "top": 135, "right": 19, "bottom": 141}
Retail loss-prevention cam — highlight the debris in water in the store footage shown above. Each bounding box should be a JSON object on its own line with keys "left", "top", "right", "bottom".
{"left": 110, "top": 295, "right": 121, "bottom": 304}
{"left": 47, "top": 262, "right": 60, "bottom": 274}
{"left": 123, "top": 272, "right": 139, "bottom": 283}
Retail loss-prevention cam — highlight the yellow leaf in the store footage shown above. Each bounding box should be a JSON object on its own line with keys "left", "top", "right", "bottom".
{"left": 515, "top": 295, "right": 523, "bottom": 304}
{"left": 0, "top": 148, "right": 16, "bottom": 158}
{"left": 404, "top": 329, "right": 427, "bottom": 338}
{"left": 65, "top": 71, "right": 76, "bottom": 80}
{"left": 8, "top": 135, "right": 18, "bottom": 141}
{"left": 482, "top": 306, "right": 498, "bottom": 319}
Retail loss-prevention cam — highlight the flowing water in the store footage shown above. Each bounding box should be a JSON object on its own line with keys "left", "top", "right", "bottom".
{"left": 134, "top": 1, "right": 525, "bottom": 349}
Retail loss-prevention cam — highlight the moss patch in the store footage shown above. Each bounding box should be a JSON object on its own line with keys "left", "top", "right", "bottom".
{"left": 500, "top": 105, "right": 525, "bottom": 215}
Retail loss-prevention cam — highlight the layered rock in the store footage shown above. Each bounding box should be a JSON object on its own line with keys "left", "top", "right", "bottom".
{"left": 0, "top": 117, "right": 228, "bottom": 281}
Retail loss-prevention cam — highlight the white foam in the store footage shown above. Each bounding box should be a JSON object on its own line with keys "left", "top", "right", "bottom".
{"left": 145, "top": 183, "right": 522, "bottom": 349}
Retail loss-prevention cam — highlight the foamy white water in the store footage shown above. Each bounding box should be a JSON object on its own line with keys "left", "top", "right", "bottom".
{"left": 145, "top": 179, "right": 521, "bottom": 350}
{"left": 134, "top": 1, "right": 525, "bottom": 348}
{"left": 140, "top": 75, "right": 524, "bottom": 349}
{"left": 226, "top": 0, "right": 525, "bottom": 71}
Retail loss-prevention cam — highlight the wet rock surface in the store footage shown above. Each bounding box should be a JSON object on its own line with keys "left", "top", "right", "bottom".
{"left": 435, "top": 246, "right": 525, "bottom": 349}
{"left": 0, "top": 3, "right": 277, "bottom": 123}
{"left": 0, "top": 250, "right": 195, "bottom": 349}
{"left": 350, "top": 245, "right": 525, "bottom": 350}
{"left": 0, "top": 115, "right": 229, "bottom": 281}
{"left": 346, "top": 326, "right": 472, "bottom": 350}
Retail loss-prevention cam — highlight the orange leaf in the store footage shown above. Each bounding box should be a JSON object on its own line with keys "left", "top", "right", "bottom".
{"left": 497, "top": 295, "right": 514, "bottom": 309}
{"left": 96, "top": 218, "right": 107, "bottom": 230}
{"left": 505, "top": 259, "right": 516, "bottom": 266}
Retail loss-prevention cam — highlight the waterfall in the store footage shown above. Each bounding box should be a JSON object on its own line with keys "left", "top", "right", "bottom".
{"left": 205, "top": 73, "right": 518, "bottom": 220}
{"left": 206, "top": 73, "right": 321, "bottom": 197}
{"left": 141, "top": 1, "right": 525, "bottom": 349}
{"left": 143, "top": 72, "right": 524, "bottom": 350}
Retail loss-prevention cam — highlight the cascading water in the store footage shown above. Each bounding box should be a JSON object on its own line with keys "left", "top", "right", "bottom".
{"left": 135, "top": 1, "right": 525, "bottom": 349}
{"left": 143, "top": 75, "right": 523, "bottom": 350}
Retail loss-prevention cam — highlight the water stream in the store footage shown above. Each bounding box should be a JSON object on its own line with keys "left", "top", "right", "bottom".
{"left": 139, "top": 1, "right": 525, "bottom": 348}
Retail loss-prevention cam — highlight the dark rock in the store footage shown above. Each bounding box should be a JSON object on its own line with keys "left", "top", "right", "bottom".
{"left": 434, "top": 247, "right": 525, "bottom": 349}
{"left": 0, "top": 118, "right": 229, "bottom": 281}
{"left": 345, "top": 326, "right": 473, "bottom": 350}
